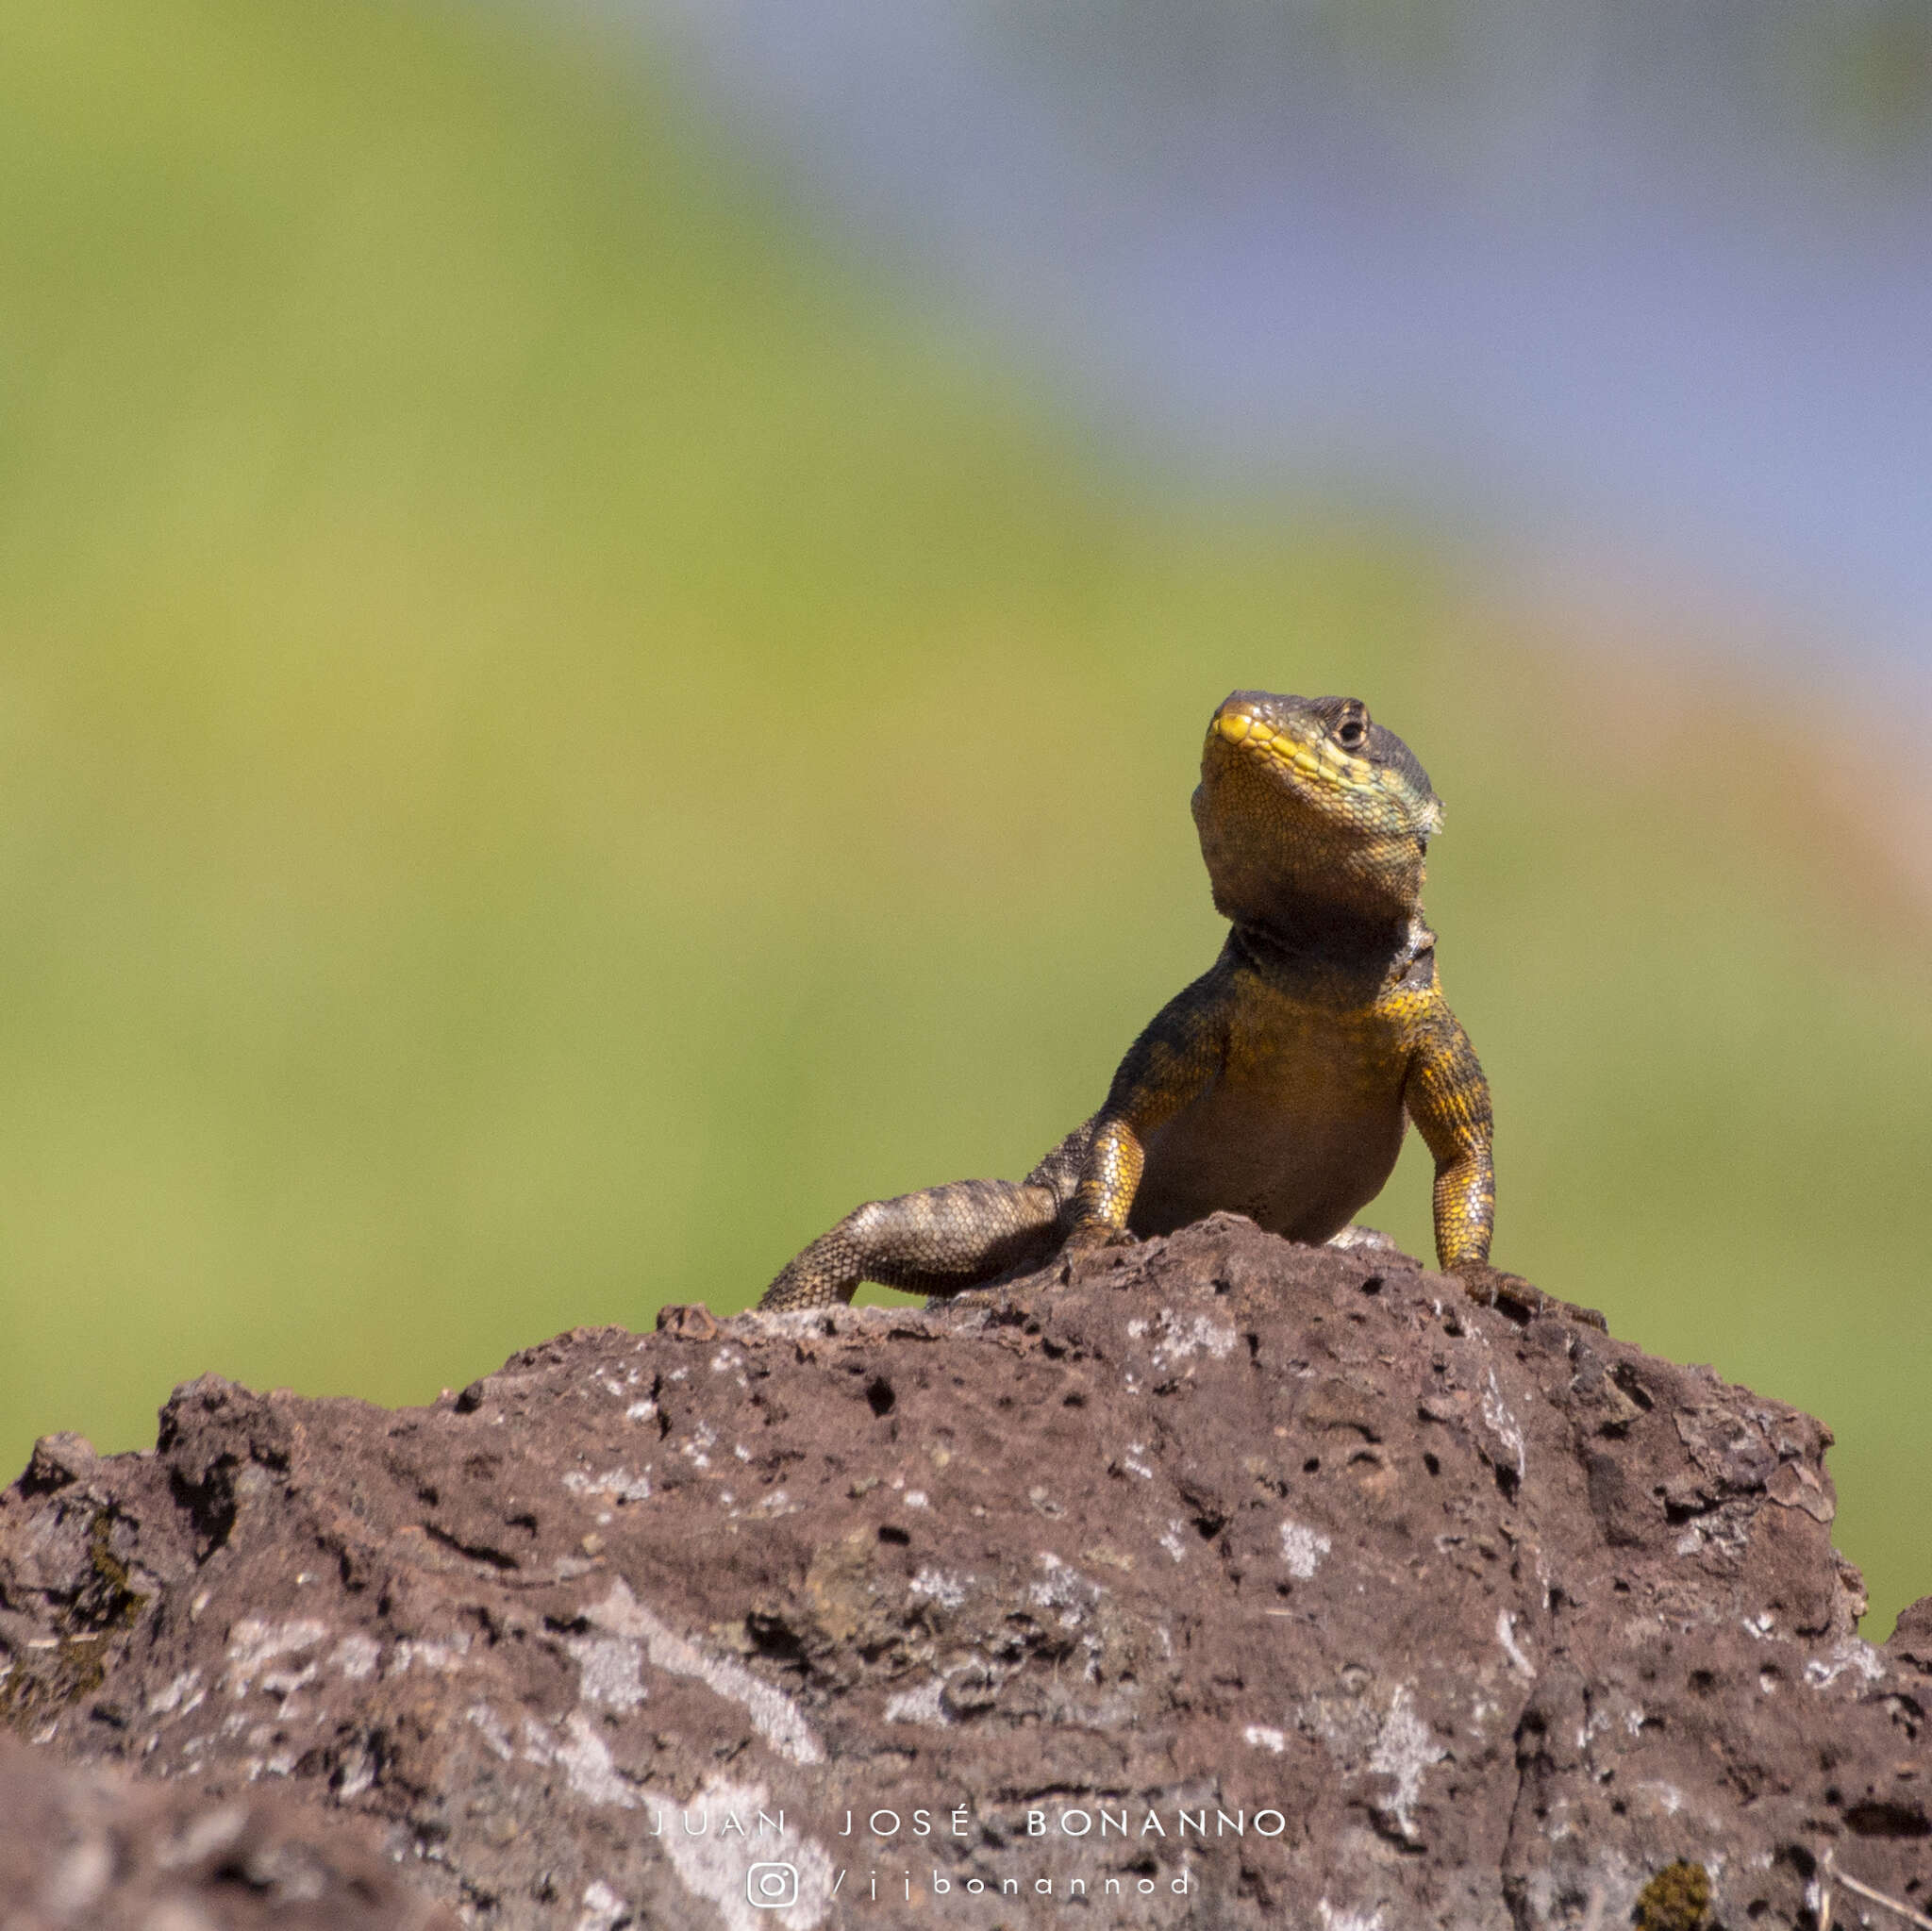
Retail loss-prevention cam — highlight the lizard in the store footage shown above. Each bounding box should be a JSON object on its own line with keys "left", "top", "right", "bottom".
{"left": 759, "top": 690, "right": 1506, "bottom": 1313}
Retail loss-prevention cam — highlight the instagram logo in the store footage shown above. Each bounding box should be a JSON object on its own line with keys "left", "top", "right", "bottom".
{"left": 745, "top": 1863, "right": 800, "bottom": 1909}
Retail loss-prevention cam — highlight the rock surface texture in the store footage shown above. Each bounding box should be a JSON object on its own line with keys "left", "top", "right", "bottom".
{"left": 0, "top": 1734, "right": 457, "bottom": 1930}
{"left": 1, "top": 1217, "right": 1926, "bottom": 1930}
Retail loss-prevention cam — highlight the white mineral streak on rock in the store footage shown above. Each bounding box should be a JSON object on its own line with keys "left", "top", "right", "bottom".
{"left": 554, "top": 1711, "right": 635, "bottom": 1807}
{"left": 258, "top": 1661, "right": 315, "bottom": 1700}
{"left": 883, "top": 1676, "right": 950, "bottom": 1725}
{"left": 1279, "top": 1520, "right": 1331, "bottom": 1579}
{"left": 753, "top": 1308, "right": 830, "bottom": 1338}
{"left": 568, "top": 1634, "right": 647, "bottom": 1710}
{"left": 575, "top": 1879, "right": 630, "bottom": 1931}
{"left": 147, "top": 1669, "right": 204, "bottom": 1717}
{"left": 1029, "top": 1553, "right": 1101, "bottom": 1628}
{"left": 562, "top": 1468, "right": 653, "bottom": 1504}
{"left": 465, "top": 1703, "right": 515, "bottom": 1760}
{"left": 1368, "top": 1686, "right": 1445, "bottom": 1841}
{"left": 329, "top": 1634, "right": 381, "bottom": 1681}
{"left": 588, "top": 1578, "right": 823, "bottom": 1764}
{"left": 1497, "top": 1609, "right": 1537, "bottom": 1680}
{"left": 1317, "top": 1902, "right": 1386, "bottom": 1931}
{"left": 908, "top": 1568, "right": 968, "bottom": 1609}
{"left": 1299, "top": 1679, "right": 1444, "bottom": 1842}
{"left": 222, "top": 1618, "right": 331, "bottom": 1697}
{"left": 658, "top": 1775, "right": 835, "bottom": 1931}
{"left": 1481, "top": 1368, "right": 1526, "bottom": 1480}
{"left": 335, "top": 1745, "right": 376, "bottom": 1799}
{"left": 1146, "top": 1307, "right": 1239, "bottom": 1366}
{"left": 1244, "top": 1723, "right": 1288, "bottom": 1753}
{"left": 387, "top": 1631, "right": 471, "bottom": 1677}
{"left": 1805, "top": 1638, "right": 1885, "bottom": 1689}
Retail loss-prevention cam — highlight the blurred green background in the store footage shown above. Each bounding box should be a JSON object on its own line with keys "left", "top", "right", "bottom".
{"left": 1, "top": 0, "right": 1926, "bottom": 1633}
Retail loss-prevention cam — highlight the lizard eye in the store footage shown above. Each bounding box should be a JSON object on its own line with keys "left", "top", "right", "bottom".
{"left": 1334, "top": 708, "right": 1369, "bottom": 752}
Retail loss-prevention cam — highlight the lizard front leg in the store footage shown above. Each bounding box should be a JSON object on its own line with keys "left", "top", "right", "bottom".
{"left": 1403, "top": 1000, "right": 1495, "bottom": 1276}
{"left": 1065, "top": 976, "right": 1228, "bottom": 1250}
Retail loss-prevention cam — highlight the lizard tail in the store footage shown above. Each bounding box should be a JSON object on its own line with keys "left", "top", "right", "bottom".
{"left": 758, "top": 1178, "right": 1062, "bottom": 1310}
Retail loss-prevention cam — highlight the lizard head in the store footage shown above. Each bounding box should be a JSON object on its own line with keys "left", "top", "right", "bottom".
{"left": 1191, "top": 691, "right": 1444, "bottom": 929}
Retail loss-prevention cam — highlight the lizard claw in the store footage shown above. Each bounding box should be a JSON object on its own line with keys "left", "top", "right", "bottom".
{"left": 1061, "top": 1222, "right": 1137, "bottom": 1258}
{"left": 656, "top": 1301, "right": 721, "bottom": 1340}
{"left": 1450, "top": 1262, "right": 1607, "bottom": 1333}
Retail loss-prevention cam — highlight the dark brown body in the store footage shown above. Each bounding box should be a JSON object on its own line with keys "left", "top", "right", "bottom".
{"left": 1128, "top": 941, "right": 1413, "bottom": 1242}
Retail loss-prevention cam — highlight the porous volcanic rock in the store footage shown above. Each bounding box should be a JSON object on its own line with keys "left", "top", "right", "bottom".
{"left": 1, "top": 1217, "right": 1926, "bottom": 1930}
{"left": 0, "top": 1733, "right": 456, "bottom": 1929}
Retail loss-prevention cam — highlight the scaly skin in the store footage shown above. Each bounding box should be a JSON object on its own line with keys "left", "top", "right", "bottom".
{"left": 761, "top": 691, "right": 1496, "bottom": 1311}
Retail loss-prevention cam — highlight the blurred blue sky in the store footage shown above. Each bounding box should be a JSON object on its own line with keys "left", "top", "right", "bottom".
{"left": 618, "top": 0, "right": 1932, "bottom": 686}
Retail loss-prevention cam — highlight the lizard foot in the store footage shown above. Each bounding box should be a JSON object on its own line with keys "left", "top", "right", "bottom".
{"left": 1451, "top": 1263, "right": 1607, "bottom": 1334}
{"left": 1062, "top": 1222, "right": 1137, "bottom": 1256}
{"left": 1057, "top": 1222, "right": 1138, "bottom": 1281}
{"left": 657, "top": 1302, "right": 721, "bottom": 1340}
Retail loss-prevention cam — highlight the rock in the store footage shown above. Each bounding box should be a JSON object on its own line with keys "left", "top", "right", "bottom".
{"left": 0, "top": 1732, "right": 457, "bottom": 1929}
{"left": 0, "top": 1215, "right": 1925, "bottom": 1929}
